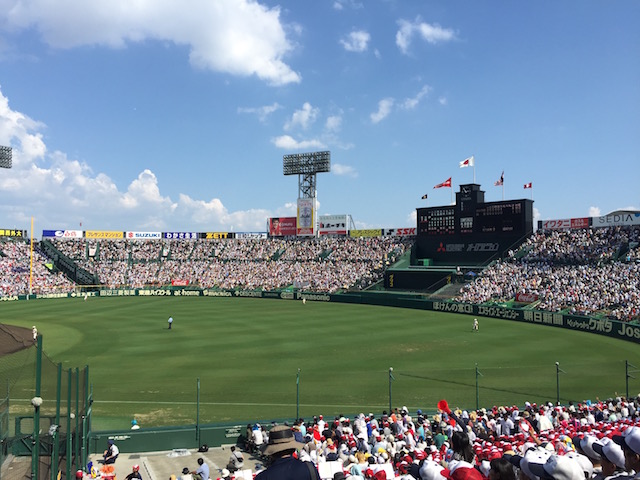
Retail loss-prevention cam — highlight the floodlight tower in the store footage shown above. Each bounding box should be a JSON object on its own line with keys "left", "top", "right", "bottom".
{"left": 283, "top": 151, "right": 330, "bottom": 236}
{"left": 0, "top": 146, "right": 12, "bottom": 169}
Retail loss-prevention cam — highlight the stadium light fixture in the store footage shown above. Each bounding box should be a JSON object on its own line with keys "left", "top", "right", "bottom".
{"left": 0, "top": 145, "right": 12, "bottom": 169}
{"left": 283, "top": 151, "right": 330, "bottom": 200}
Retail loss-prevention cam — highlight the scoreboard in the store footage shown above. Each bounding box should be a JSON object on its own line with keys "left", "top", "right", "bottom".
{"left": 416, "top": 183, "right": 533, "bottom": 264}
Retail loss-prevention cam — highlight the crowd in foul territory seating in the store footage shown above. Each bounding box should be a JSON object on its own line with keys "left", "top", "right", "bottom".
{"left": 45, "top": 237, "right": 409, "bottom": 293}
{"left": 242, "top": 396, "right": 640, "bottom": 479}
{"left": 0, "top": 239, "right": 75, "bottom": 296}
{"left": 456, "top": 226, "right": 640, "bottom": 322}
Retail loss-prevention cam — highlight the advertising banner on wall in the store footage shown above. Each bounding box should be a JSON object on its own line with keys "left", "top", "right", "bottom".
{"left": 201, "top": 232, "right": 233, "bottom": 239}
{"left": 125, "top": 231, "right": 162, "bottom": 240}
{"left": 350, "top": 229, "right": 382, "bottom": 238}
{"left": 236, "top": 232, "right": 268, "bottom": 239}
{"left": 268, "top": 217, "right": 297, "bottom": 237}
{"left": 0, "top": 229, "right": 27, "bottom": 237}
{"left": 297, "top": 198, "right": 315, "bottom": 236}
{"left": 383, "top": 228, "right": 417, "bottom": 236}
{"left": 592, "top": 213, "right": 640, "bottom": 228}
{"left": 85, "top": 230, "right": 124, "bottom": 239}
{"left": 42, "top": 230, "right": 83, "bottom": 238}
{"left": 540, "top": 218, "right": 590, "bottom": 230}
{"left": 318, "top": 214, "right": 348, "bottom": 235}
{"left": 163, "top": 232, "right": 199, "bottom": 239}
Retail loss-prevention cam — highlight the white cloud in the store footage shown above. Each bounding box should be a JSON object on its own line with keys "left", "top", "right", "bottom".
{"left": 370, "top": 98, "right": 394, "bottom": 124}
{"left": 400, "top": 85, "right": 431, "bottom": 110}
{"left": 237, "top": 102, "right": 282, "bottom": 122}
{"left": 271, "top": 135, "right": 326, "bottom": 150}
{"left": 284, "top": 102, "right": 319, "bottom": 131}
{"left": 438, "top": 96, "right": 448, "bottom": 106}
{"left": 589, "top": 206, "right": 601, "bottom": 217}
{"left": 325, "top": 114, "right": 342, "bottom": 132}
{"left": 333, "top": 0, "right": 364, "bottom": 10}
{"left": 407, "top": 210, "right": 417, "bottom": 225}
{"left": 1, "top": 0, "right": 300, "bottom": 86}
{"left": 396, "top": 17, "right": 455, "bottom": 54}
{"left": 340, "top": 30, "right": 370, "bottom": 52}
{"left": 0, "top": 86, "right": 275, "bottom": 231}
{"left": 332, "top": 163, "right": 357, "bottom": 178}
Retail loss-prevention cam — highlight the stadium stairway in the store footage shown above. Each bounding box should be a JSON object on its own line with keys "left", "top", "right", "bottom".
{"left": 88, "top": 446, "right": 264, "bottom": 480}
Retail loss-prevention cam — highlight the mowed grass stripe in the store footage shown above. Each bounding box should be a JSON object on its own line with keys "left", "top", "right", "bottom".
{"left": 0, "top": 296, "right": 637, "bottom": 429}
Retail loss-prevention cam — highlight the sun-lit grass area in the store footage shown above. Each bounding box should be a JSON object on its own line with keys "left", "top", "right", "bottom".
{"left": 1, "top": 295, "right": 637, "bottom": 430}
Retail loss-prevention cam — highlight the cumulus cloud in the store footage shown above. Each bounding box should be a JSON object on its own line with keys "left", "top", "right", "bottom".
{"left": 237, "top": 102, "right": 282, "bottom": 122}
{"left": 284, "top": 102, "right": 319, "bottom": 131}
{"left": 400, "top": 85, "right": 431, "bottom": 110}
{"left": 340, "top": 30, "right": 370, "bottom": 52}
{"left": 332, "top": 163, "right": 357, "bottom": 178}
{"left": 0, "top": 86, "right": 275, "bottom": 231}
{"left": 1, "top": 0, "right": 300, "bottom": 85}
{"left": 589, "top": 206, "right": 601, "bottom": 217}
{"left": 438, "top": 96, "right": 448, "bottom": 106}
{"left": 396, "top": 17, "right": 455, "bottom": 54}
{"left": 271, "top": 135, "right": 326, "bottom": 150}
{"left": 407, "top": 209, "right": 417, "bottom": 225}
{"left": 370, "top": 98, "right": 394, "bottom": 124}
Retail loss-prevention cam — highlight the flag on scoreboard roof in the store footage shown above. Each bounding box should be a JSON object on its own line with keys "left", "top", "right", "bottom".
{"left": 459, "top": 156, "right": 474, "bottom": 168}
{"left": 524, "top": 182, "right": 532, "bottom": 189}
{"left": 433, "top": 177, "right": 452, "bottom": 189}
{"left": 421, "top": 194, "right": 428, "bottom": 199}
{"left": 494, "top": 171, "right": 504, "bottom": 186}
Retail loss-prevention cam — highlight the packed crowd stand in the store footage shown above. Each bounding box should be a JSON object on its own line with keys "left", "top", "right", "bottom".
{"left": 3, "top": 226, "right": 640, "bottom": 323}
{"left": 455, "top": 226, "right": 640, "bottom": 322}
{"left": 38, "top": 236, "right": 410, "bottom": 293}
{"left": 0, "top": 238, "right": 74, "bottom": 296}
{"left": 239, "top": 396, "right": 640, "bottom": 479}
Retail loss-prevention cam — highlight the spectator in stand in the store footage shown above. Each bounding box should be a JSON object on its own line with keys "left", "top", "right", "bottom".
{"left": 255, "top": 424, "right": 321, "bottom": 480}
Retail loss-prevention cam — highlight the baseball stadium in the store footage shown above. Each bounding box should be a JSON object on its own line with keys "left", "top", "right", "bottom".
{"left": 0, "top": 149, "right": 638, "bottom": 480}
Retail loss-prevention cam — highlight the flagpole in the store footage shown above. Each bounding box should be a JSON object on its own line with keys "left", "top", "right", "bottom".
{"left": 473, "top": 161, "right": 476, "bottom": 183}
{"left": 502, "top": 183, "right": 504, "bottom": 201}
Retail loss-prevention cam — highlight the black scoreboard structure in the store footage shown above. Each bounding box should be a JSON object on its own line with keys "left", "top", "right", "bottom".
{"left": 416, "top": 183, "right": 534, "bottom": 265}
{"left": 384, "top": 183, "right": 533, "bottom": 291}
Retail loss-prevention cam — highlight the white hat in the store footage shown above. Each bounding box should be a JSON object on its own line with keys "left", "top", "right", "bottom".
{"left": 613, "top": 426, "right": 640, "bottom": 455}
{"left": 578, "top": 436, "right": 601, "bottom": 461}
{"left": 564, "top": 451, "right": 593, "bottom": 479}
{"left": 528, "top": 454, "right": 584, "bottom": 480}
{"left": 221, "top": 469, "right": 230, "bottom": 477}
{"left": 593, "top": 438, "right": 625, "bottom": 470}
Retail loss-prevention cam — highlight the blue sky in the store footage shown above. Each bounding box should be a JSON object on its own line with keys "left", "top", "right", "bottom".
{"left": 0, "top": 0, "right": 638, "bottom": 234}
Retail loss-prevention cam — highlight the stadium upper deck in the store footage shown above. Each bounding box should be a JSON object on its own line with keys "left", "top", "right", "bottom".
{"left": 0, "top": 225, "right": 638, "bottom": 321}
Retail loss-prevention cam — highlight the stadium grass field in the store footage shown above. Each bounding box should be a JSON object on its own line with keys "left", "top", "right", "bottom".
{"left": 1, "top": 295, "right": 638, "bottom": 431}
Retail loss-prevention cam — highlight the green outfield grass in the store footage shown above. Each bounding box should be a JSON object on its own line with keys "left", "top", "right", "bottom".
{"left": 0, "top": 296, "right": 638, "bottom": 430}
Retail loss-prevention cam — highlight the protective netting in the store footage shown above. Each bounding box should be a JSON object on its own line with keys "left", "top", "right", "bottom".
{"left": 0, "top": 325, "right": 90, "bottom": 480}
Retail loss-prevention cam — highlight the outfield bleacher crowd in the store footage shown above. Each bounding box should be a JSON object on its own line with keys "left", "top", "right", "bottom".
{"left": 0, "top": 238, "right": 75, "bottom": 296}
{"left": 244, "top": 395, "right": 640, "bottom": 479}
{"left": 2, "top": 226, "right": 640, "bottom": 322}
{"left": 0, "top": 236, "right": 409, "bottom": 294}
{"left": 456, "top": 226, "right": 640, "bottom": 322}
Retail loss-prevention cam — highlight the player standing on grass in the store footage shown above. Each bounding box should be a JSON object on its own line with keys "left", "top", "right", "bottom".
{"left": 168, "top": 316, "right": 173, "bottom": 329}
{"left": 472, "top": 318, "right": 478, "bottom": 332}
